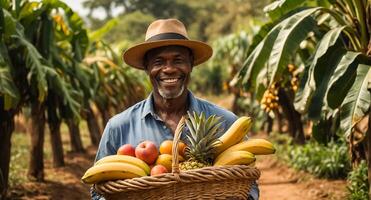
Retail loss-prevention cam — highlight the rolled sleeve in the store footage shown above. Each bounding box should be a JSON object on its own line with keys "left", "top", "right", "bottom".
{"left": 248, "top": 181, "right": 260, "bottom": 200}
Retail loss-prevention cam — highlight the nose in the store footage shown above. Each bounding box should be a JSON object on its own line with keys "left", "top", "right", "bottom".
{"left": 162, "top": 60, "right": 177, "bottom": 72}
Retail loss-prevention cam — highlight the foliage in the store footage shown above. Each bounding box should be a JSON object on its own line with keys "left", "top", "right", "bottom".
{"left": 347, "top": 160, "right": 369, "bottom": 200}
{"left": 82, "top": 0, "right": 270, "bottom": 42}
{"left": 273, "top": 132, "right": 351, "bottom": 179}
{"left": 101, "top": 11, "right": 155, "bottom": 44}
{"left": 236, "top": 0, "right": 371, "bottom": 144}
{"left": 190, "top": 31, "right": 250, "bottom": 95}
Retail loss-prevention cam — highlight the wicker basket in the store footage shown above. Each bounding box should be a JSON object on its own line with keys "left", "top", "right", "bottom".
{"left": 95, "top": 116, "right": 260, "bottom": 199}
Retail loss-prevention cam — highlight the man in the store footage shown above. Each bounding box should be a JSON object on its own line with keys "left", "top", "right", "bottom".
{"left": 92, "top": 18, "right": 259, "bottom": 200}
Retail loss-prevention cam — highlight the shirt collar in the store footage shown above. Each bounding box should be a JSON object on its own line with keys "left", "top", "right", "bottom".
{"left": 141, "top": 90, "right": 201, "bottom": 119}
{"left": 141, "top": 92, "right": 155, "bottom": 119}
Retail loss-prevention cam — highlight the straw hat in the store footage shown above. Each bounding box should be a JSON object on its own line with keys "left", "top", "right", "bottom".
{"left": 123, "top": 19, "right": 213, "bottom": 70}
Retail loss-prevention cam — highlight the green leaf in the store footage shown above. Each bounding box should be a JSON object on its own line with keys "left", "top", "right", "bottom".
{"left": 46, "top": 68, "right": 81, "bottom": 120}
{"left": 340, "top": 64, "right": 370, "bottom": 137}
{"left": 2, "top": 8, "right": 16, "bottom": 38}
{"left": 308, "top": 47, "right": 346, "bottom": 119}
{"left": 238, "top": 27, "right": 280, "bottom": 91}
{"left": 0, "top": 67, "right": 19, "bottom": 109}
{"left": 245, "top": 21, "right": 276, "bottom": 56}
{"left": 326, "top": 51, "right": 362, "bottom": 109}
{"left": 13, "top": 23, "right": 48, "bottom": 102}
{"left": 268, "top": 8, "right": 320, "bottom": 86}
{"left": 264, "top": 0, "right": 306, "bottom": 21}
{"left": 294, "top": 26, "right": 345, "bottom": 113}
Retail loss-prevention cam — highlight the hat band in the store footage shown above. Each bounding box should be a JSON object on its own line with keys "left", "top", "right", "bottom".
{"left": 146, "top": 33, "right": 188, "bottom": 42}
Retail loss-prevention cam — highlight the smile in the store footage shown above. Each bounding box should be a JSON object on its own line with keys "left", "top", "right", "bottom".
{"left": 158, "top": 77, "right": 183, "bottom": 85}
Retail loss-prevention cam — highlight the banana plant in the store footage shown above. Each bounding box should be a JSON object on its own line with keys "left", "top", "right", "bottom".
{"left": 0, "top": 0, "right": 85, "bottom": 193}
{"left": 84, "top": 40, "right": 148, "bottom": 130}
{"left": 236, "top": 0, "right": 370, "bottom": 174}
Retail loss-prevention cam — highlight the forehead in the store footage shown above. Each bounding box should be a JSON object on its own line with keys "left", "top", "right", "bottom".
{"left": 146, "top": 45, "right": 191, "bottom": 59}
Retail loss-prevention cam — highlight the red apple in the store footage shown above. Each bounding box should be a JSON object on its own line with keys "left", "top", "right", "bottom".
{"left": 117, "top": 144, "right": 136, "bottom": 157}
{"left": 150, "top": 164, "right": 168, "bottom": 176}
{"left": 135, "top": 140, "right": 159, "bottom": 165}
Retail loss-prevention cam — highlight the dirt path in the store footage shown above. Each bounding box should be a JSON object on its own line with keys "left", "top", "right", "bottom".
{"left": 257, "top": 155, "right": 347, "bottom": 200}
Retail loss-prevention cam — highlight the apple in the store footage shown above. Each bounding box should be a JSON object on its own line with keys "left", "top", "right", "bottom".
{"left": 117, "top": 144, "right": 136, "bottom": 157}
{"left": 150, "top": 164, "right": 168, "bottom": 176}
{"left": 135, "top": 140, "right": 159, "bottom": 165}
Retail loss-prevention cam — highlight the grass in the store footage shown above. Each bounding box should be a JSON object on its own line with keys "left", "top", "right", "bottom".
{"left": 9, "top": 120, "right": 92, "bottom": 187}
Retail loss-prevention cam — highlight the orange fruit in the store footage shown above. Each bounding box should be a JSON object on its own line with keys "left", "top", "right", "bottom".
{"left": 159, "top": 140, "right": 187, "bottom": 157}
{"left": 159, "top": 140, "right": 173, "bottom": 155}
{"left": 178, "top": 141, "right": 187, "bottom": 157}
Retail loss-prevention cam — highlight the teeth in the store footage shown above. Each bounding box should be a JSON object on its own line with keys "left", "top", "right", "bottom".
{"left": 162, "top": 78, "right": 178, "bottom": 83}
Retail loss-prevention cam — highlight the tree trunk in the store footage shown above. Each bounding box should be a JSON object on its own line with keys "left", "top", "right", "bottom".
{"left": 97, "top": 104, "right": 110, "bottom": 131}
{"left": 368, "top": 87, "right": 371, "bottom": 199}
{"left": 0, "top": 103, "right": 15, "bottom": 199}
{"left": 66, "top": 118, "right": 85, "bottom": 153}
{"left": 47, "top": 104, "right": 64, "bottom": 167}
{"left": 28, "top": 101, "right": 46, "bottom": 182}
{"left": 85, "top": 105, "right": 101, "bottom": 146}
{"left": 278, "top": 88, "right": 305, "bottom": 144}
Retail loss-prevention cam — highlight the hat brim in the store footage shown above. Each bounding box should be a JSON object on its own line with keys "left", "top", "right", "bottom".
{"left": 123, "top": 39, "right": 213, "bottom": 70}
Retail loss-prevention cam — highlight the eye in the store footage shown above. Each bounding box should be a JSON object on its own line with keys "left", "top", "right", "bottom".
{"left": 152, "top": 59, "right": 163, "bottom": 67}
{"left": 174, "top": 58, "right": 185, "bottom": 64}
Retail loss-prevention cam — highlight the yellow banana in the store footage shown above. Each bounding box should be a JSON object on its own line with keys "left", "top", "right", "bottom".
{"left": 215, "top": 116, "right": 252, "bottom": 155}
{"left": 215, "top": 138, "right": 275, "bottom": 163}
{"left": 81, "top": 162, "right": 147, "bottom": 184}
{"left": 214, "top": 150, "right": 255, "bottom": 166}
{"left": 95, "top": 155, "right": 150, "bottom": 175}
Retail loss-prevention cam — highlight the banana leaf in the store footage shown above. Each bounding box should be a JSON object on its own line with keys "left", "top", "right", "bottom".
{"left": 326, "top": 52, "right": 362, "bottom": 109}
{"left": 294, "top": 26, "right": 345, "bottom": 113}
{"left": 340, "top": 64, "right": 371, "bottom": 137}
{"left": 267, "top": 8, "right": 319, "bottom": 86}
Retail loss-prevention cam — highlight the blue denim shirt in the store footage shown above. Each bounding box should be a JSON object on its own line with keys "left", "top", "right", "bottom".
{"left": 91, "top": 91, "right": 259, "bottom": 200}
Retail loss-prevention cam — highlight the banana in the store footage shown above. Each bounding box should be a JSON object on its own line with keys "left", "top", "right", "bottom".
{"left": 81, "top": 162, "right": 147, "bottom": 184}
{"left": 215, "top": 116, "right": 252, "bottom": 155}
{"left": 95, "top": 155, "right": 150, "bottom": 175}
{"left": 215, "top": 138, "right": 275, "bottom": 163}
{"left": 213, "top": 150, "right": 255, "bottom": 166}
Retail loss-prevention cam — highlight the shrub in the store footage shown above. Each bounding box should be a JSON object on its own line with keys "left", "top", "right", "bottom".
{"left": 347, "top": 160, "right": 368, "bottom": 200}
{"left": 272, "top": 132, "right": 351, "bottom": 179}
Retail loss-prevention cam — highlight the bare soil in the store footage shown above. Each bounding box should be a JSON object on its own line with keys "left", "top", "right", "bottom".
{"left": 257, "top": 156, "right": 347, "bottom": 200}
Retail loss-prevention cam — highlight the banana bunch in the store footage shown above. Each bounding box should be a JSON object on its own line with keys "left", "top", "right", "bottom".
{"left": 214, "top": 138, "right": 275, "bottom": 166}
{"left": 260, "top": 83, "right": 279, "bottom": 113}
{"left": 81, "top": 155, "right": 150, "bottom": 184}
{"left": 214, "top": 116, "right": 252, "bottom": 155}
{"left": 288, "top": 64, "right": 299, "bottom": 92}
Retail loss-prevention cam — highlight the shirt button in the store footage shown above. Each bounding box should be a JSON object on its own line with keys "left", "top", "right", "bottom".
{"left": 163, "top": 125, "right": 166, "bottom": 129}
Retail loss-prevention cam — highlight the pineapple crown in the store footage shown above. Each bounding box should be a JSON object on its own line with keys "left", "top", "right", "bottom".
{"left": 183, "top": 111, "right": 223, "bottom": 163}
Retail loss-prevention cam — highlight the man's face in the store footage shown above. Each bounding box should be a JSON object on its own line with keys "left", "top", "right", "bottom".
{"left": 145, "top": 46, "right": 193, "bottom": 99}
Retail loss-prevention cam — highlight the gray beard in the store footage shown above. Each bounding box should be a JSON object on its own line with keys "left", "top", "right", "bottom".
{"left": 158, "top": 85, "right": 185, "bottom": 99}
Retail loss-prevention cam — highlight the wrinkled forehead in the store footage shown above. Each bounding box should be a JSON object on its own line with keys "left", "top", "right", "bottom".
{"left": 145, "top": 45, "right": 192, "bottom": 59}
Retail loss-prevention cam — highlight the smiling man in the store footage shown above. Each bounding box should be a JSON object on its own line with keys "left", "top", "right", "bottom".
{"left": 92, "top": 19, "right": 259, "bottom": 200}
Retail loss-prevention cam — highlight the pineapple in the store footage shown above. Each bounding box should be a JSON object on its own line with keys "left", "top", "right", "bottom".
{"left": 179, "top": 111, "right": 223, "bottom": 170}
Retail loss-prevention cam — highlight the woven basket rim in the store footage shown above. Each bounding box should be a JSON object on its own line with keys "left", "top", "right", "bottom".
{"left": 95, "top": 164, "right": 260, "bottom": 195}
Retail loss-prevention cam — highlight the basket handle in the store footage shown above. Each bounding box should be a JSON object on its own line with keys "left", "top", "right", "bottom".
{"left": 171, "top": 115, "right": 186, "bottom": 175}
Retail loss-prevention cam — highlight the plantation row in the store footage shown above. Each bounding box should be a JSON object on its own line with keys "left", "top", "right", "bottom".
{"left": 0, "top": 0, "right": 148, "bottom": 197}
